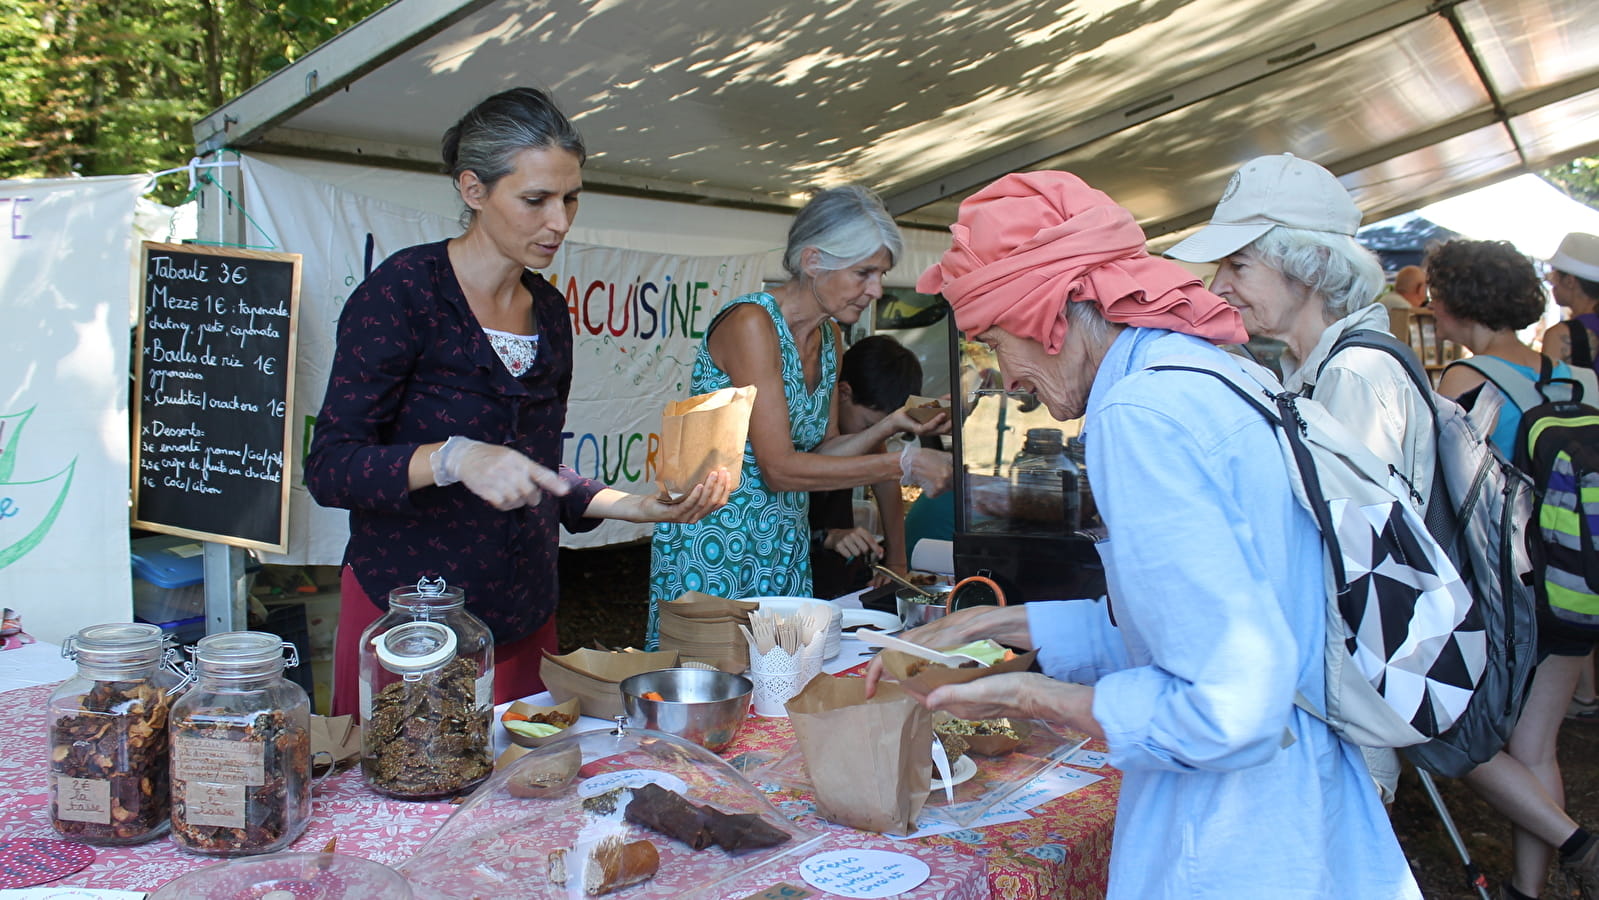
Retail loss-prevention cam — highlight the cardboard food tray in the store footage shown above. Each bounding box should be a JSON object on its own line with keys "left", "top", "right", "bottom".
{"left": 903, "top": 395, "right": 951, "bottom": 424}
{"left": 877, "top": 647, "right": 1038, "bottom": 696}
{"left": 539, "top": 649, "right": 681, "bottom": 720}
{"left": 501, "top": 697, "right": 582, "bottom": 748}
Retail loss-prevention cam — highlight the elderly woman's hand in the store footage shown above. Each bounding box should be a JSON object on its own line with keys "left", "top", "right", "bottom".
{"left": 584, "top": 468, "right": 733, "bottom": 524}
{"left": 924, "top": 673, "right": 1103, "bottom": 741}
{"left": 862, "top": 604, "right": 1032, "bottom": 696}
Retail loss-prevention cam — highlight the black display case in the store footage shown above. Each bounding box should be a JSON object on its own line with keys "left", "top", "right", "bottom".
{"left": 946, "top": 327, "right": 1106, "bottom": 604}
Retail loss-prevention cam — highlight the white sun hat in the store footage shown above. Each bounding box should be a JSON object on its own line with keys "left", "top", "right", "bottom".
{"left": 1548, "top": 232, "right": 1599, "bottom": 282}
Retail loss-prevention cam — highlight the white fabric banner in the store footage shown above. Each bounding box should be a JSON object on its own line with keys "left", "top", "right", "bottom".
{"left": 0, "top": 174, "right": 145, "bottom": 643}
{"left": 239, "top": 156, "right": 767, "bottom": 562}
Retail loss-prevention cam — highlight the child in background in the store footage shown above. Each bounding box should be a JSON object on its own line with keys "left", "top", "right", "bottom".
{"left": 809, "top": 335, "right": 948, "bottom": 598}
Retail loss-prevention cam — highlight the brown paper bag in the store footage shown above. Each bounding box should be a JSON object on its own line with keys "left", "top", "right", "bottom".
{"left": 786, "top": 674, "right": 931, "bottom": 835}
{"left": 309, "top": 714, "right": 361, "bottom": 775}
{"left": 656, "top": 386, "right": 757, "bottom": 502}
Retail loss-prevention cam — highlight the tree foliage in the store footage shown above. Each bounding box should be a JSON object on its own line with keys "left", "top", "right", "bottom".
{"left": 1543, "top": 157, "right": 1599, "bottom": 210}
{"left": 0, "top": 0, "right": 385, "bottom": 203}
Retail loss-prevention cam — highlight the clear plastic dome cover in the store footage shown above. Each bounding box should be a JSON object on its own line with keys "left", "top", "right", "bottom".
{"left": 148, "top": 851, "right": 412, "bottom": 899}
{"left": 400, "top": 725, "right": 822, "bottom": 898}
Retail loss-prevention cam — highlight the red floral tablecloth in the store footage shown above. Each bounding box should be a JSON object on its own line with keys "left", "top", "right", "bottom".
{"left": 0, "top": 683, "right": 1030, "bottom": 898}
{"left": 724, "top": 714, "right": 1120, "bottom": 900}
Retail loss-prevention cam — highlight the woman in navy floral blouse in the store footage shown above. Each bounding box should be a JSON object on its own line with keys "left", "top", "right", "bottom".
{"left": 307, "top": 88, "right": 729, "bottom": 713}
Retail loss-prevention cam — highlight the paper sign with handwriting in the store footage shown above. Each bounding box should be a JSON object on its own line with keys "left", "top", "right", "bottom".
{"left": 798, "top": 849, "right": 930, "bottom": 898}
{"left": 575, "top": 769, "right": 689, "bottom": 799}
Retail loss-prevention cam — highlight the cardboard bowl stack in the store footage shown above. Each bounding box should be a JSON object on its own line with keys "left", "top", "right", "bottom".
{"left": 655, "top": 592, "right": 759, "bottom": 674}
{"left": 539, "top": 648, "right": 681, "bottom": 720}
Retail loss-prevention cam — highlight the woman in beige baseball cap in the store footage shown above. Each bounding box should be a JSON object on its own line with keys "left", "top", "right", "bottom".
{"left": 1166, "top": 149, "right": 1441, "bottom": 602}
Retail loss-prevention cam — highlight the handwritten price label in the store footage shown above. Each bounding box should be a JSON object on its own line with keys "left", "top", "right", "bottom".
{"left": 798, "top": 849, "right": 930, "bottom": 898}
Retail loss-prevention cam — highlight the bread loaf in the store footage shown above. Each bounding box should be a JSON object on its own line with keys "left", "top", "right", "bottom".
{"left": 583, "top": 835, "right": 659, "bottom": 896}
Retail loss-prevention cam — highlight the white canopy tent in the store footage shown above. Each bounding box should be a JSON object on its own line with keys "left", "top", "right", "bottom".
{"left": 174, "top": 0, "right": 1599, "bottom": 619}
{"left": 194, "top": 0, "right": 1599, "bottom": 244}
{"left": 1419, "top": 173, "right": 1599, "bottom": 259}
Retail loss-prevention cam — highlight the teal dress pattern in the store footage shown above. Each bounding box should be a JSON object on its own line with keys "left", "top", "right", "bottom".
{"left": 648, "top": 293, "right": 837, "bottom": 649}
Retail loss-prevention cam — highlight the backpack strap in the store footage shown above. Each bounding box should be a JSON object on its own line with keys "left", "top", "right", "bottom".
{"left": 1150, "top": 359, "right": 1349, "bottom": 591}
{"left": 1455, "top": 355, "right": 1599, "bottom": 408}
{"left": 1571, "top": 316, "right": 1596, "bottom": 370}
{"left": 1448, "top": 356, "right": 1545, "bottom": 412}
{"left": 1318, "top": 328, "right": 1438, "bottom": 416}
{"left": 1317, "top": 328, "right": 1453, "bottom": 538}
{"left": 1568, "top": 364, "right": 1599, "bottom": 404}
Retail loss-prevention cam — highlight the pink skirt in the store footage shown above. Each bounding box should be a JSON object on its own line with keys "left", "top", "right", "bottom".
{"left": 330, "top": 565, "right": 558, "bottom": 716}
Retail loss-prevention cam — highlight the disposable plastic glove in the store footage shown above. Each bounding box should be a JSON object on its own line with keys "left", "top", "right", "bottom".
{"left": 430, "top": 436, "right": 567, "bottom": 511}
{"left": 900, "top": 445, "right": 953, "bottom": 497}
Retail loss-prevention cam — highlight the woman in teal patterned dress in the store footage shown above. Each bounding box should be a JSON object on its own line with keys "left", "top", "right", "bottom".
{"left": 648, "top": 186, "right": 951, "bottom": 647}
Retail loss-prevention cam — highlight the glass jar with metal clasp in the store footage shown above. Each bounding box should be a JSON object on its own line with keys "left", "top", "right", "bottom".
{"left": 169, "top": 631, "right": 312, "bottom": 856}
{"left": 358, "top": 577, "right": 494, "bottom": 800}
{"left": 48, "top": 622, "right": 185, "bottom": 845}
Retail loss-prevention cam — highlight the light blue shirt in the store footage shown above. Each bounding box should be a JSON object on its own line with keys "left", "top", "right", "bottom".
{"left": 1026, "top": 328, "right": 1420, "bottom": 899}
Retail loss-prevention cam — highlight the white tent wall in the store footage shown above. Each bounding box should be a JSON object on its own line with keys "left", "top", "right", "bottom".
{"left": 243, "top": 153, "right": 952, "bottom": 284}
{"left": 1, "top": 175, "right": 146, "bottom": 644}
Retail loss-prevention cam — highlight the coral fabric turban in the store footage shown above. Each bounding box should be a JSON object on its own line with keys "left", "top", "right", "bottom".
{"left": 916, "top": 171, "right": 1247, "bottom": 352}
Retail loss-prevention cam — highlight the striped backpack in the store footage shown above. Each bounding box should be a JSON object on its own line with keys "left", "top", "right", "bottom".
{"left": 1455, "top": 356, "right": 1599, "bottom": 634}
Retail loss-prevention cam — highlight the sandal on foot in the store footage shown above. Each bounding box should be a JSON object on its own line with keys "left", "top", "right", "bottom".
{"left": 1568, "top": 697, "right": 1599, "bottom": 721}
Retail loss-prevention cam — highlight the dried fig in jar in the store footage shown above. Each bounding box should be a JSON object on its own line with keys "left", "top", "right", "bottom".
{"left": 48, "top": 623, "right": 182, "bottom": 846}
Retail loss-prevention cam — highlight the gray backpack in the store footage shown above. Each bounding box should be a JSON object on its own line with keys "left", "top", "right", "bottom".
{"left": 1319, "top": 330, "right": 1539, "bottom": 777}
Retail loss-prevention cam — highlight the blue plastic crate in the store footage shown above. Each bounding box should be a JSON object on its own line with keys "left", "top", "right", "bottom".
{"left": 130, "top": 535, "right": 258, "bottom": 624}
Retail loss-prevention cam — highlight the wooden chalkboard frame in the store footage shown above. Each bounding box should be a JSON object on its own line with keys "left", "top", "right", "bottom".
{"left": 130, "top": 242, "right": 302, "bottom": 552}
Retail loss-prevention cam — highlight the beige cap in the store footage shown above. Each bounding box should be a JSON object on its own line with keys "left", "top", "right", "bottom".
{"left": 1167, "top": 153, "right": 1362, "bottom": 263}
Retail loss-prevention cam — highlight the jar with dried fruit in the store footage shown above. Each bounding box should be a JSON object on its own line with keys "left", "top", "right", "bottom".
{"left": 48, "top": 622, "right": 183, "bottom": 845}
{"left": 358, "top": 578, "right": 494, "bottom": 800}
{"left": 169, "top": 631, "right": 312, "bottom": 856}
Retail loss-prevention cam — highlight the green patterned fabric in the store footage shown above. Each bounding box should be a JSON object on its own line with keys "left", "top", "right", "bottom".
{"left": 647, "top": 293, "right": 836, "bottom": 649}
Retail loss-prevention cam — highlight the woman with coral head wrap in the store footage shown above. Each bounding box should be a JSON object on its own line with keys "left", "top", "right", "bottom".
{"left": 867, "top": 171, "right": 1419, "bottom": 898}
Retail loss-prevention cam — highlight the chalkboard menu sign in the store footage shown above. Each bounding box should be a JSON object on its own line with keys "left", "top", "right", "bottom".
{"left": 131, "top": 242, "right": 302, "bottom": 551}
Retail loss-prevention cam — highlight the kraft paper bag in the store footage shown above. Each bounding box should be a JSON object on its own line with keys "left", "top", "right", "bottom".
{"left": 786, "top": 674, "right": 931, "bottom": 835}
{"left": 656, "top": 385, "right": 757, "bottom": 502}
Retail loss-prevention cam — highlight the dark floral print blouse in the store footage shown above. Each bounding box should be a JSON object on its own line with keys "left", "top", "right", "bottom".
{"left": 306, "top": 240, "right": 603, "bottom": 643}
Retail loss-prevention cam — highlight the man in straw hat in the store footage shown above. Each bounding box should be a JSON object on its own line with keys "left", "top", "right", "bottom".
{"left": 868, "top": 170, "right": 1419, "bottom": 898}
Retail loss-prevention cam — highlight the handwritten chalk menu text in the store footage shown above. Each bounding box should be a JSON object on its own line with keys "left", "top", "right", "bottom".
{"left": 132, "top": 242, "right": 301, "bottom": 551}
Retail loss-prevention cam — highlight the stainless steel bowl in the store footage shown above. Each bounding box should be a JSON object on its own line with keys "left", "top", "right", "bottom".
{"left": 619, "top": 667, "right": 753, "bottom": 752}
{"left": 897, "top": 586, "right": 952, "bottom": 630}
